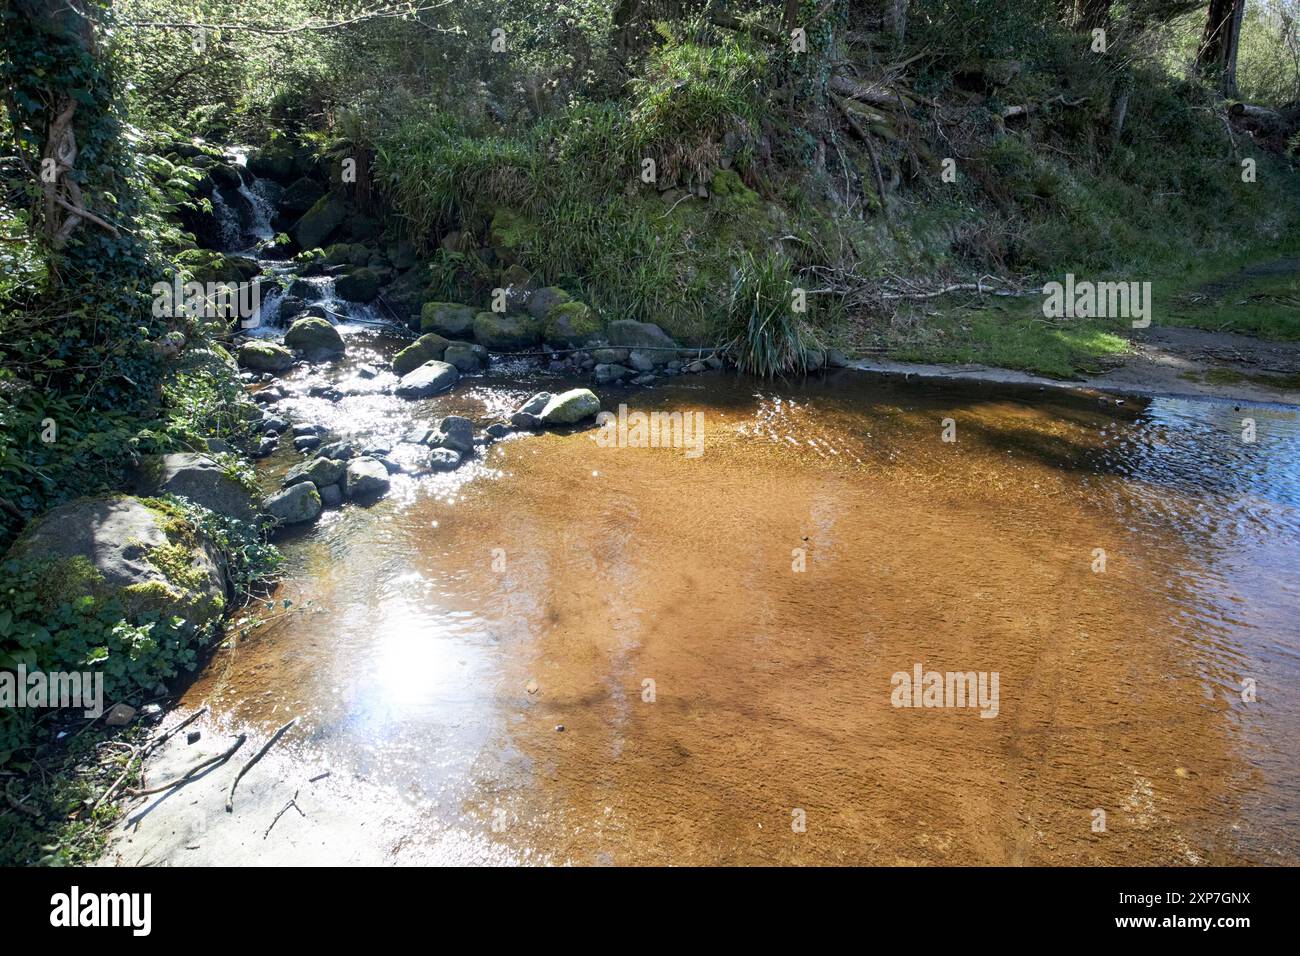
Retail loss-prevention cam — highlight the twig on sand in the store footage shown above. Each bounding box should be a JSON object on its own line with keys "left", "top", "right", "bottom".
{"left": 125, "top": 734, "right": 247, "bottom": 798}
{"left": 93, "top": 707, "right": 209, "bottom": 812}
{"left": 263, "top": 788, "right": 305, "bottom": 839}
{"left": 226, "top": 718, "right": 297, "bottom": 813}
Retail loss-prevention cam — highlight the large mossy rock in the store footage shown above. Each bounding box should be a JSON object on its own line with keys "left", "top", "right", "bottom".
{"left": 420, "top": 302, "right": 477, "bottom": 338}
{"left": 293, "top": 193, "right": 347, "bottom": 250}
{"left": 6, "top": 496, "right": 227, "bottom": 628}
{"left": 527, "top": 286, "right": 572, "bottom": 321}
{"left": 236, "top": 339, "right": 295, "bottom": 373}
{"left": 395, "top": 360, "right": 460, "bottom": 398}
{"left": 539, "top": 389, "right": 601, "bottom": 425}
{"left": 335, "top": 268, "right": 380, "bottom": 303}
{"left": 392, "top": 333, "right": 451, "bottom": 377}
{"left": 135, "top": 453, "right": 261, "bottom": 523}
{"left": 473, "top": 311, "right": 541, "bottom": 351}
{"left": 283, "top": 316, "right": 345, "bottom": 357}
{"left": 606, "top": 319, "right": 679, "bottom": 354}
{"left": 543, "top": 301, "right": 602, "bottom": 346}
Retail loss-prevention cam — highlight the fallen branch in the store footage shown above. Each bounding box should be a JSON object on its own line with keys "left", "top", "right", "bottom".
{"left": 226, "top": 718, "right": 297, "bottom": 813}
{"left": 1001, "top": 95, "right": 1088, "bottom": 120}
{"left": 126, "top": 734, "right": 246, "bottom": 798}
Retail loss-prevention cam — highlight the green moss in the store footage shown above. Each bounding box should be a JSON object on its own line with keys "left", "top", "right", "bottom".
{"left": 31, "top": 555, "right": 106, "bottom": 611}
{"left": 544, "top": 301, "right": 603, "bottom": 345}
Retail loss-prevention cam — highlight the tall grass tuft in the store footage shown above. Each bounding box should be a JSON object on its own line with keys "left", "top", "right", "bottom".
{"left": 726, "top": 252, "right": 818, "bottom": 378}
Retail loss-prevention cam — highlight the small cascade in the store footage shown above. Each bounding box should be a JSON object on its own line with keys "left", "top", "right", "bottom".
{"left": 208, "top": 188, "right": 246, "bottom": 251}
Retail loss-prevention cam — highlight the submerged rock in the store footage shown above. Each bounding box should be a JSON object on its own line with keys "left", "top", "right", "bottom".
{"left": 237, "top": 340, "right": 295, "bottom": 372}
{"left": 594, "top": 363, "right": 631, "bottom": 385}
{"left": 343, "top": 457, "right": 390, "bottom": 499}
{"left": 395, "top": 360, "right": 459, "bottom": 398}
{"left": 510, "top": 411, "right": 543, "bottom": 430}
{"left": 266, "top": 482, "right": 322, "bottom": 525}
{"left": 539, "top": 388, "right": 601, "bottom": 425}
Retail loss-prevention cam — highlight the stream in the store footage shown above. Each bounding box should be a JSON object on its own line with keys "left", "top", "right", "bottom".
{"left": 105, "top": 166, "right": 1300, "bottom": 867}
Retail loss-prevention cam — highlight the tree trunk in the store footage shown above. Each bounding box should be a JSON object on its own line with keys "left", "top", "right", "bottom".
{"left": 1197, "top": 0, "right": 1246, "bottom": 96}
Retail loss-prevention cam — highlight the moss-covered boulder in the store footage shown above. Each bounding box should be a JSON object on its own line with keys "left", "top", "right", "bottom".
{"left": 606, "top": 319, "right": 679, "bottom": 353}
{"left": 335, "top": 268, "right": 380, "bottom": 303}
{"left": 236, "top": 340, "right": 295, "bottom": 372}
{"left": 176, "top": 249, "right": 261, "bottom": 285}
{"left": 293, "top": 192, "right": 347, "bottom": 250}
{"left": 134, "top": 453, "right": 261, "bottom": 523}
{"left": 420, "top": 302, "right": 477, "bottom": 338}
{"left": 323, "top": 243, "right": 371, "bottom": 267}
{"left": 6, "top": 496, "right": 227, "bottom": 629}
{"left": 539, "top": 389, "right": 602, "bottom": 425}
{"left": 527, "top": 286, "right": 573, "bottom": 321}
{"left": 473, "top": 311, "right": 541, "bottom": 351}
{"left": 392, "top": 333, "right": 451, "bottom": 377}
{"left": 543, "top": 301, "right": 602, "bottom": 346}
{"left": 284, "top": 316, "right": 345, "bottom": 357}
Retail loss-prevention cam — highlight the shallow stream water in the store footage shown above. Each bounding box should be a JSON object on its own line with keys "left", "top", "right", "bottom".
{"left": 176, "top": 329, "right": 1300, "bottom": 865}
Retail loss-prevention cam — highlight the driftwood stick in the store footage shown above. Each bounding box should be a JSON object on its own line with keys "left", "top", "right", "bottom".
{"left": 125, "top": 734, "right": 246, "bottom": 797}
{"left": 226, "top": 718, "right": 297, "bottom": 813}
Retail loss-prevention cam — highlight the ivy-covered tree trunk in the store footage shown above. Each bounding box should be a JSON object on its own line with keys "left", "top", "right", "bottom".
{"left": 1, "top": 0, "right": 164, "bottom": 400}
